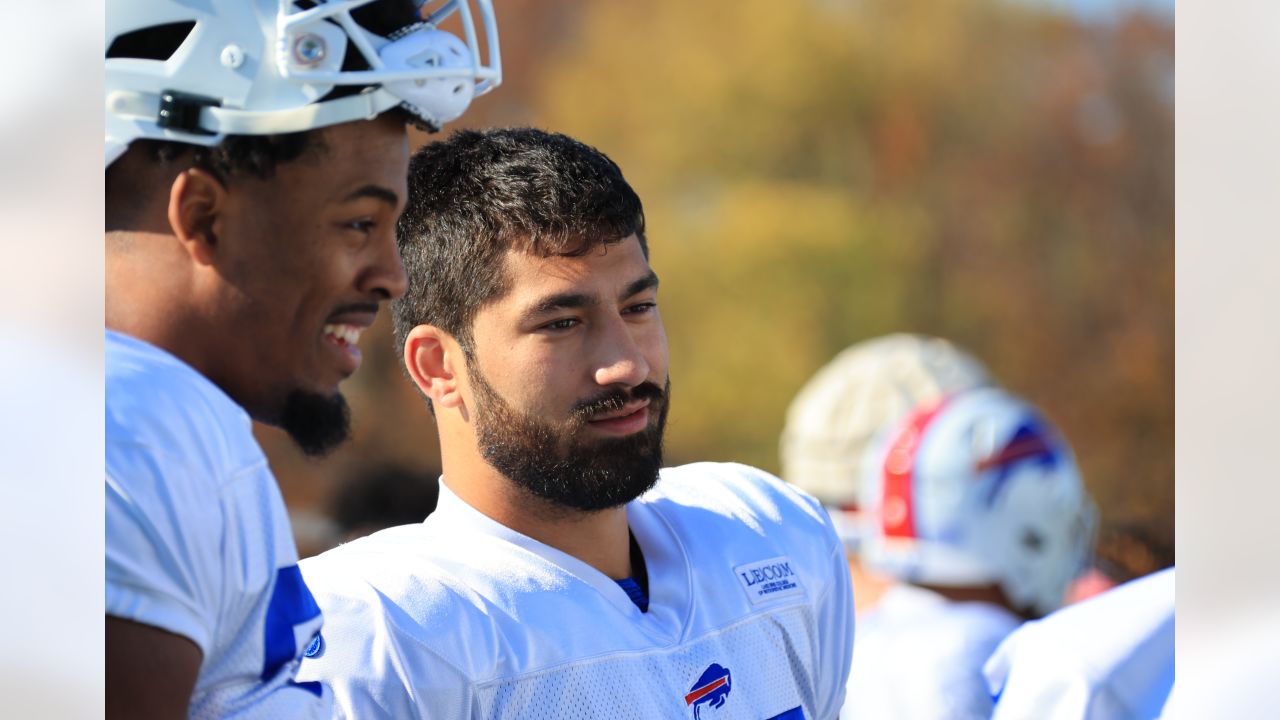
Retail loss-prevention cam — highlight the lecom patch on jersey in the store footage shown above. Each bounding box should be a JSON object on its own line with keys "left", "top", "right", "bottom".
{"left": 734, "top": 556, "right": 805, "bottom": 604}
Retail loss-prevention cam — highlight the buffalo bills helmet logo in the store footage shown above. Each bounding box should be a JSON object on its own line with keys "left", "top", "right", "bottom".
{"left": 685, "top": 663, "right": 732, "bottom": 718}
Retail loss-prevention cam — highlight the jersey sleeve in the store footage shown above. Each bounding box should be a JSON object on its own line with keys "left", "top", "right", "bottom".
{"left": 985, "top": 568, "right": 1175, "bottom": 720}
{"left": 985, "top": 632, "right": 1115, "bottom": 720}
{"left": 815, "top": 526, "right": 855, "bottom": 720}
{"left": 106, "top": 442, "right": 223, "bottom": 655}
{"left": 298, "top": 561, "right": 477, "bottom": 720}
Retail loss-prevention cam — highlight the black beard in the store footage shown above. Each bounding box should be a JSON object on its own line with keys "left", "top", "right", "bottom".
{"left": 279, "top": 389, "right": 352, "bottom": 458}
{"left": 469, "top": 361, "right": 669, "bottom": 513}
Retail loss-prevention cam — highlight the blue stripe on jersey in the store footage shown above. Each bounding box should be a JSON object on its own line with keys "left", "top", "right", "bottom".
{"left": 262, "top": 565, "right": 322, "bottom": 681}
{"left": 615, "top": 577, "right": 649, "bottom": 612}
{"left": 295, "top": 680, "right": 323, "bottom": 697}
{"left": 766, "top": 707, "right": 805, "bottom": 720}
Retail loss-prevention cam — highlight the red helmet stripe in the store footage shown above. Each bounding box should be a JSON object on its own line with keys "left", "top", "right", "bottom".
{"left": 881, "top": 397, "right": 951, "bottom": 538}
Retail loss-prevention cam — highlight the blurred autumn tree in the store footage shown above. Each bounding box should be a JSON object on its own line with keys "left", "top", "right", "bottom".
{"left": 267, "top": 0, "right": 1173, "bottom": 554}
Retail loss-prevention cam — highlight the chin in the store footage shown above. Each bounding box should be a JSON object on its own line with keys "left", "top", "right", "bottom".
{"left": 279, "top": 388, "right": 353, "bottom": 458}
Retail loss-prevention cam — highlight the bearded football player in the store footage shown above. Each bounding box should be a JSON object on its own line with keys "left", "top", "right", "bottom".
{"left": 296, "top": 128, "right": 854, "bottom": 719}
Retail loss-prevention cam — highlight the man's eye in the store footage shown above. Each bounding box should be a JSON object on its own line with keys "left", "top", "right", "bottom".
{"left": 345, "top": 218, "right": 376, "bottom": 233}
{"left": 625, "top": 302, "right": 657, "bottom": 315}
{"left": 541, "top": 318, "right": 580, "bottom": 331}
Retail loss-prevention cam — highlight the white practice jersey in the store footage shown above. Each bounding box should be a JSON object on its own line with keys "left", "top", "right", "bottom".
{"left": 106, "top": 330, "right": 331, "bottom": 719}
{"left": 842, "top": 584, "right": 1021, "bottom": 720}
{"left": 298, "top": 462, "right": 854, "bottom": 720}
{"left": 984, "top": 567, "right": 1174, "bottom": 720}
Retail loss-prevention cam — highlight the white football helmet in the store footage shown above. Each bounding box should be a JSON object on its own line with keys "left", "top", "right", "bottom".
{"left": 860, "top": 387, "right": 1097, "bottom": 617}
{"left": 780, "top": 334, "right": 993, "bottom": 547}
{"left": 106, "top": 0, "right": 501, "bottom": 166}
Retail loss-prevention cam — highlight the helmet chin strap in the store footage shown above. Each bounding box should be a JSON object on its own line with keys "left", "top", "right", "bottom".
{"left": 204, "top": 90, "right": 402, "bottom": 134}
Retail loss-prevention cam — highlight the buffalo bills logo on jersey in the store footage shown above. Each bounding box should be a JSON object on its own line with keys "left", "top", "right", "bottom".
{"left": 685, "top": 663, "right": 732, "bottom": 719}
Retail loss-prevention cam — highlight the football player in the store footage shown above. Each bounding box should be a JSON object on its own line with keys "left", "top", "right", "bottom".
{"left": 843, "top": 387, "right": 1097, "bottom": 719}
{"left": 295, "top": 128, "right": 855, "bottom": 718}
{"left": 105, "top": 1, "right": 499, "bottom": 716}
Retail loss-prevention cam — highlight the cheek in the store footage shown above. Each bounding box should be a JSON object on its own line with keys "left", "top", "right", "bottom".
{"left": 518, "top": 356, "right": 572, "bottom": 406}
{"left": 489, "top": 351, "right": 579, "bottom": 416}
{"left": 643, "top": 323, "right": 671, "bottom": 379}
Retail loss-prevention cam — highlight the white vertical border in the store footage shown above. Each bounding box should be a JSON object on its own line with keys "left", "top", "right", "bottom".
{"left": 0, "top": 0, "right": 106, "bottom": 716}
{"left": 1176, "top": 0, "right": 1280, "bottom": 714}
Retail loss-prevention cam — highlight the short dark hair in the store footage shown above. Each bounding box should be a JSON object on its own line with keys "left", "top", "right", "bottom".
{"left": 392, "top": 128, "right": 647, "bottom": 353}
{"left": 116, "top": 132, "right": 324, "bottom": 185}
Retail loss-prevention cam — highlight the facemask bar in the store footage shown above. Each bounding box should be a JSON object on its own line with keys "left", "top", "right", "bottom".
{"left": 276, "top": 0, "right": 501, "bottom": 92}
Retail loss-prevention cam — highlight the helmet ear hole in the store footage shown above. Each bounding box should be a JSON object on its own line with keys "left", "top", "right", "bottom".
{"left": 107, "top": 21, "right": 196, "bottom": 60}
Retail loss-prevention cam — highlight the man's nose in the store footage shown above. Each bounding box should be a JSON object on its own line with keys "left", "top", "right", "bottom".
{"left": 593, "top": 316, "right": 651, "bottom": 388}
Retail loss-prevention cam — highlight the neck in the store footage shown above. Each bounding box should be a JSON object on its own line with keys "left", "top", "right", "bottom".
{"left": 106, "top": 232, "right": 201, "bottom": 361}
{"left": 848, "top": 556, "right": 895, "bottom": 618}
{"left": 441, "top": 448, "right": 634, "bottom": 579}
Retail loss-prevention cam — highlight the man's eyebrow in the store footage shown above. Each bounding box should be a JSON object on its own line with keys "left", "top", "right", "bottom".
{"left": 522, "top": 292, "right": 596, "bottom": 323}
{"left": 521, "top": 271, "right": 660, "bottom": 324}
{"left": 341, "top": 184, "right": 400, "bottom": 207}
{"left": 621, "top": 271, "right": 660, "bottom": 300}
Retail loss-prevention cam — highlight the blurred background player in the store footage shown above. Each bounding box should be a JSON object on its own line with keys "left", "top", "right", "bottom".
{"left": 783, "top": 342, "right": 1097, "bottom": 720}
{"left": 847, "top": 387, "right": 1096, "bottom": 719}
{"left": 104, "top": 0, "right": 499, "bottom": 716}
{"left": 985, "top": 566, "right": 1174, "bottom": 719}
{"left": 780, "top": 333, "right": 995, "bottom": 614}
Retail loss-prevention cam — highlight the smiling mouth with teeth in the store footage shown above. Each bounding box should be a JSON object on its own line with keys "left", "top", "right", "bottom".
{"left": 323, "top": 323, "right": 364, "bottom": 347}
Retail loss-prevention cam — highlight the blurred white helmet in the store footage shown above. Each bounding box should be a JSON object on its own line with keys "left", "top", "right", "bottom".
{"left": 860, "top": 387, "right": 1097, "bottom": 617}
{"left": 105, "top": 0, "right": 501, "bottom": 166}
{"left": 780, "top": 334, "right": 993, "bottom": 546}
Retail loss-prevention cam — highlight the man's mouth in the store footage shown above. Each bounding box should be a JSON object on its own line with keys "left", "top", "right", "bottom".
{"left": 586, "top": 400, "right": 651, "bottom": 434}
{"left": 323, "top": 323, "right": 365, "bottom": 348}
{"left": 322, "top": 318, "right": 373, "bottom": 378}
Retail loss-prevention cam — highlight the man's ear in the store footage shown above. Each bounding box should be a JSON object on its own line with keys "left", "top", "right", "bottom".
{"left": 166, "top": 168, "right": 225, "bottom": 266}
{"left": 405, "top": 324, "right": 465, "bottom": 410}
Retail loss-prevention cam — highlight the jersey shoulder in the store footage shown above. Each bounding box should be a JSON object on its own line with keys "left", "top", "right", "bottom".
{"left": 647, "top": 461, "right": 837, "bottom": 553}
{"left": 986, "top": 568, "right": 1174, "bottom": 718}
{"left": 651, "top": 461, "right": 830, "bottom": 528}
{"left": 106, "top": 330, "right": 262, "bottom": 481}
{"left": 299, "top": 525, "right": 523, "bottom": 673}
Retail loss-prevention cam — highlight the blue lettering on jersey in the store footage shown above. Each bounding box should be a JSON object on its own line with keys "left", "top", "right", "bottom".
{"left": 765, "top": 708, "right": 805, "bottom": 719}
{"left": 735, "top": 557, "right": 805, "bottom": 604}
{"left": 740, "top": 561, "right": 795, "bottom": 587}
{"left": 685, "top": 663, "right": 732, "bottom": 719}
{"left": 262, "top": 565, "right": 323, "bottom": 697}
